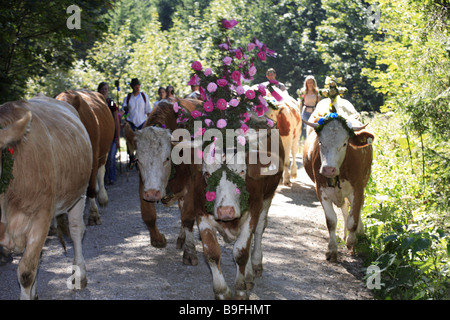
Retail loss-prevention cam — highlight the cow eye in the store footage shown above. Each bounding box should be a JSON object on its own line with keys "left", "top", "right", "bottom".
{"left": 343, "top": 143, "right": 347, "bottom": 147}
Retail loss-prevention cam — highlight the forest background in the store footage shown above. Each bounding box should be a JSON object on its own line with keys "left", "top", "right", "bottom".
{"left": 1, "top": 0, "right": 449, "bottom": 299}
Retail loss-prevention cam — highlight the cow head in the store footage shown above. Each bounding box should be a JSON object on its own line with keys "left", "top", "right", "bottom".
{"left": 131, "top": 125, "right": 172, "bottom": 201}
{"left": 203, "top": 145, "right": 247, "bottom": 221}
{"left": 303, "top": 114, "right": 374, "bottom": 178}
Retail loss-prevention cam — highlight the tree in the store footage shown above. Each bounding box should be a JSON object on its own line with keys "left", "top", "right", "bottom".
{"left": 0, "top": 0, "right": 110, "bottom": 103}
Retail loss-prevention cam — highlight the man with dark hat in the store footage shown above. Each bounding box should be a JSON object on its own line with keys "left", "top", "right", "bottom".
{"left": 122, "top": 78, "right": 151, "bottom": 169}
{"left": 122, "top": 78, "right": 151, "bottom": 131}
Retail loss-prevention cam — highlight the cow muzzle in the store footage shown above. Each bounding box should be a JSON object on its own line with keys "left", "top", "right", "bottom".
{"left": 216, "top": 206, "right": 236, "bottom": 221}
{"left": 320, "top": 166, "right": 338, "bottom": 178}
{"left": 143, "top": 189, "right": 162, "bottom": 202}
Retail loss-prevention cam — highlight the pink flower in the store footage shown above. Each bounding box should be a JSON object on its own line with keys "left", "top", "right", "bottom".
{"left": 199, "top": 86, "right": 206, "bottom": 100}
{"left": 223, "top": 56, "right": 232, "bottom": 65}
{"left": 249, "top": 65, "right": 257, "bottom": 77}
{"left": 245, "top": 89, "right": 256, "bottom": 100}
{"left": 240, "top": 123, "right": 249, "bottom": 134}
{"left": 235, "top": 49, "right": 242, "bottom": 60}
{"left": 187, "top": 74, "right": 200, "bottom": 86}
{"left": 191, "top": 61, "right": 202, "bottom": 71}
{"left": 267, "top": 119, "right": 274, "bottom": 127}
{"left": 235, "top": 187, "right": 241, "bottom": 195}
{"left": 173, "top": 102, "right": 181, "bottom": 113}
{"left": 237, "top": 136, "right": 246, "bottom": 146}
{"left": 255, "top": 105, "right": 265, "bottom": 117}
{"left": 222, "top": 19, "right": 238, "bottom": 29}
{"left": 236, "top": 85, "right": 245, "bottom": 95}
{"left": 203, "top": 99, "right": 214, "bottom": 112}
{"left": 247, "top": 43, "right": 255, "bottom": 52}
{"left": 216, "top": 98, "right": 227, "bottom": 110}
{"left": 231, "top": 70, "right": 241, "bottom": 84}
{"left": 207, "top": 82, "right": 217, "bottom": 93}
{"left": 229, "top": 98, "right": 239, "bottom": 107}
{"left": 216, "top": 119, "right": 227, "bottom": 129}
{"left": 217, "top": 79, "right": 228, "bottom": 87}
{"left": 255, "top": 38, "right": 263, "bottom": 50}
{"left": 218, "top": 43, "right": 229, "bottom": 50}
{"left": 269, "top": 79, "right": 279, "bottom": 85}
{"left": 204, "top": 68, "right": 212, "bottom": 76}
{"left": 257, "top": 51, "right": 266, "bottom": 61}
{"left": 206, "top": 191, "right": 216, "bottom": 202}
{"left": 191, "top": 110, "right": 202, "bottom": 119}
{"left": 258, "top": 84, "right": 266, "bottom": 96}
{"left": 204, "top": 119, "right": 213, "bottom": 127}
{"left": 242, "top": 112, "right": 250, "bottom": 123}
{"left": 194, "top": 127, "right": 206, "bottom": 138}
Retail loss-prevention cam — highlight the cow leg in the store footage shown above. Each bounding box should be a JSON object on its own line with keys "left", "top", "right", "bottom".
{"left": 290, "top": 135, "right": 299, "bottom": 180}
{"left": 281, "top": 136, "right": 292, "bottom": 186}
{"left": 67, "top": 197, "right": 88, "bottom": 289}
{"left": 198, "top": 216, "right": 232, "bottom": 300}
{"left": 340, "top": 198, "right": 350, "bottom": 241}
{"left": 251, "top": 198, "right": 271, "bottom": 278}
{"left": 320, "top": 193, "right": 339, "bottom": 262}
{"left": 88, "top": 197, "right": 101, "bottom": 225}
{"left": 233, "top": 217, "right": 252, "bottom": 300}
{"left": 17, "top": 210, "right": 52, "bottom": 299}
{"left": 139, "top": 179, "right": 166, "bottom": 248}
{"left": 346, "top": 192, "right": 364, "bottom": 253}
{"left": 97, "top": 164, "right": 108, "bottom": 207}
{"left": 177, "top": 189, "right": 198, "bottom": 266}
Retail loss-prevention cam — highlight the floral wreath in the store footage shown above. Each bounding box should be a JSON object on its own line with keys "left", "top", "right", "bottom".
{"left": 0, "top": 145, "right": 14, "bottom": 194}
{"left": 204, "top": 165, "right": 250, "bottom": 214}
{"left": 173, "top": 18, "right": 278, "bottom": 213}
{"left": 315, "top": 112, "right": 355, "bottom": 137}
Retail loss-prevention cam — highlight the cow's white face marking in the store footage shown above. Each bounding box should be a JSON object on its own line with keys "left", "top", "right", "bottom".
{"left": 203, "top": 148, "right": 246, "bottom": 221}
{"left": 317, "top": 121, "right": 350, "bottom": 177}
{"left": 135, "top": 127, "right": 172, "bottom": 199}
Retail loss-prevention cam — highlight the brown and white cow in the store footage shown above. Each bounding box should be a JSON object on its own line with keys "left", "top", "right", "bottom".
{"left": 265, "top": 88, "right": 302, "bottom": 186}
{"left": 0, "top": 96, "right": 92, "bottom": 299}
{"left": 188, "top": 124, "right": 284, "bottom": 299}
{"left": 125, "top": 98, "right": 200, "bottom": 264}
{"left": 56, "top": 90, "right": 115, "bottom": 225}
{"left": 302, "top": 112, "right": 374, "bottom": 262}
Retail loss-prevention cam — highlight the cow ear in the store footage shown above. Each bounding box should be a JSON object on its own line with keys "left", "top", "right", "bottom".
{"left": 349, "top": 130, "right": 375, "bottom": 149}
{"left": 246, "top": 151, "right": 282, "bottom": 180}
{"left": 124, "top": 123, "right": 137, "bottom": 152}
{"left": 0, "top": 108, "right": 32, "bottom": 149}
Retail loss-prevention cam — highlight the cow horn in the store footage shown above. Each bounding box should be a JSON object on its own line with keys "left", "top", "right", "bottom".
{"left": 301, "top": 119, "right": 319, "bottom": 128}
{"left": 352, "top": 123, "right": 369, "bottom": 132}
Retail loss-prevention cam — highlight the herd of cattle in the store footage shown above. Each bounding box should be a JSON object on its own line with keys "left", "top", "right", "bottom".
{"left": 0, "top": 88, "right": 374, "bottom": 300}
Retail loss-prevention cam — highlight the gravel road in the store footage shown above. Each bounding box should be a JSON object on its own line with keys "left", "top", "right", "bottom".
{"left": 0, "top": 153, "right": 373, "bottom": 300}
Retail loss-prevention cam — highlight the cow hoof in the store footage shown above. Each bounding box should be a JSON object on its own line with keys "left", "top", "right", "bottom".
{"left": 215, "top": 287, "right": 232, "bottom": 300}
{"left": 253, "top": 264, "right": 263, "bottom": 278}
{"left": 183, "top": 251, "right": 198, "bottom": 266}
{"left": 234, "top": 290, "right": 249, "bottom": 300}
{"left": 150, "top": 236, "right": 167, "bottom": 248}
{"left": 326, "top": 251, "right": 338, "bottom": 262}
{"left": 88, "top": 216, "right": 102, "bottom": 226}
{"left": 283, "top": 180, "right": 291, "bottom": 187}
{"left": 176, "top": 237, "right": 185, "bottom": 250}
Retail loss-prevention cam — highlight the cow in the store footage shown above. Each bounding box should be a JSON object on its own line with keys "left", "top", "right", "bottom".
{"left": 187, "top": 121, "right": 284, "bottom": 299}
{"left": 0, "top": 96, "right": 92, "bottom": 299}
{"left": 302, "top": 108, "right": 374, "bottom": 262}
{"left": 125, "top": 98, "right": 200, "bottom": 265}
{"left": 265, "top": 87, "right": 302, "bottom": 186}
{"left": 56, "top": 90, "right": 115, "bottom": 225}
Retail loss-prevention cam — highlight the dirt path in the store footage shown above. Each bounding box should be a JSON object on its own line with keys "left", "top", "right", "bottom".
{"left": 0, "top": 154, "right": 373, "bottom": 300}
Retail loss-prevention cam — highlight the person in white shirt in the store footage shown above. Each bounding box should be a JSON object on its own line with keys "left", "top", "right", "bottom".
{"left": 122, "top": 78, "right": 152, "bottom": 131}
